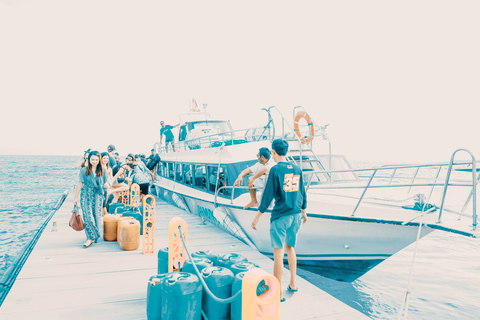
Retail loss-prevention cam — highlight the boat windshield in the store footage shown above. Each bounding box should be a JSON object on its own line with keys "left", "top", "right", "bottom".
{"left": 188, "top": 121, "right": 231, "bottom": 133}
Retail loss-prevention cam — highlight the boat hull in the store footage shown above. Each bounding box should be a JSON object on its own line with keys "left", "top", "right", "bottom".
{"left": 153, "top": 183, "right": 434, "bottom": 282}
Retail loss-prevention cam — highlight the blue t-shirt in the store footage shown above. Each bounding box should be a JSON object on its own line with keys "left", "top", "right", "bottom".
{"left": 108, "top": 154, "right": 116, "bottom": 168}
{"left": 79, "top": 167, "right": 109, "bottom": 194}
{"left": 160, "top": 125, "right": 174, "bottom": 141}
{"left": 258, "top": 161, "right": 307, "bottom": 222}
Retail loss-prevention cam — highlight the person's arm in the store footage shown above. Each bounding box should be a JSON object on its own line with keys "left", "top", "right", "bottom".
{"left": 234, "top": 168, "right": 253, "bottom": 187}
{"left": 252, "top": 171, "right": 276, "bottom": 230}
{"left": 73, "top": 182, "right": 83, "bottom": 205}
{"left": 173, "top": 123, "right": 180, "bottom": 128}
{"left": 103, "top": 168, "right": 111, "bottom": 189}
{"left": 301, "top": 209, "right": 307, "bottom": 224}
{"left": 112, "top": 166, "right": 125, "bottom": 182}
{"left": 248, "top": 167, "right": 270, "bottom": 188}
{"left": 300, "top": 171, "right": 307, "bottom": 223}
{"left": 74, "top": 157, "right": 85, "bottom": 168}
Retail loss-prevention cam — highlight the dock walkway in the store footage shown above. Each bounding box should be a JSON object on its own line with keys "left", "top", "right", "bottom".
{"left": 0, "top": 192, "right": 370, "bottom": 320}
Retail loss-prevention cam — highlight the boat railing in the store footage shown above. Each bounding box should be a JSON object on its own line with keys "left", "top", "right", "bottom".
{"left": 214, "top": 185, "right": 260, "bottom": 207}
{"left": 157, "top": 126, "right": 273, "bottom": 154}
{"left": 304, "top": 151, "right": 479, "bottom": 231}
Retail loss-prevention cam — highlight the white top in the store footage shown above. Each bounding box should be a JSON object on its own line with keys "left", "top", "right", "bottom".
{"left": 249, "top": 160, "right": 275, "bottom": 186}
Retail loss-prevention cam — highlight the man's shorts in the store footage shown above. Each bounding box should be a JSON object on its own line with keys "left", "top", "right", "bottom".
{"left": 252, "top": 178, "right": 265, "bottom": 190}
{"left": 270, "top": 213, "right": 303, "bottom": 249}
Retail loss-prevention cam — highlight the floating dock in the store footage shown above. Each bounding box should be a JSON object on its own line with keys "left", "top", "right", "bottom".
{"left": 0, "top": 192, "right": 371, "bottom": 320}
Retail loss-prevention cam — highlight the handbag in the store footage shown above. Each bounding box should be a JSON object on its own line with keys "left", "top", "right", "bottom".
{"left": 69, "top": 204, "right": 85, "bottom": 231}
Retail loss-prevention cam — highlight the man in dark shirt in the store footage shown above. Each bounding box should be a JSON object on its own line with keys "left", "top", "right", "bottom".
{"left": 251, "top": 139, "right": 307, "bottom": 301}
{"left": 146, "top": 149, "right": 161, "bottom": 171}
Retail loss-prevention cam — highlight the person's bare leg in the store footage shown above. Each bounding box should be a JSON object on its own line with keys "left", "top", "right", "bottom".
{"left": 244, "top": 189, "right": 259, "bottom": 209}
{"left": 109, "top": 184, "right": 129, "bottom": 202}
{"left": 273, "top": 248, "right": 284, "bottom": 299}
{"left": 285, "top": 243, "right": 297, "bottom": 290}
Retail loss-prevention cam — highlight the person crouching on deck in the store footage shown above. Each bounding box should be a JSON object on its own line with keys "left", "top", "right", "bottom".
{"left": 234, "top": 147, "right": 275, "bottom": 209}
{"left": 73, "top": 151, "right": 111, "bottom": 247}
{"left": 251, "top": 139, "right": 308, "bottom": 302}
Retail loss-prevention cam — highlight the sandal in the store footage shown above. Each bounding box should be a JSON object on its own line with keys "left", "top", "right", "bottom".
{"left": 287, "top": 285, "right": 298, "bottom": 292}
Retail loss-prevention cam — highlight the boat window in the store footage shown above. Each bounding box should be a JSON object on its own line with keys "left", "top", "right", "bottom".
{"left": 189, "top": 121, "right": 231, "bottom": 134}
{"left": 184, "top": 164, "right": 193, "bottom": 185}
{"left": 168, "top": 162, "right": 175, "bottom": 179}
{"left": 159, "top": 162, "right": 166, "bottom": 177}
{"left": 194, "top": 165, "right": 206, "bottom": 190}
{"left": 208, "top": 166, "right": 217, "bottom": 192}
{"left": 175, "top": 163, "right": 183, "bottom": 182}
{"left": 207, "top": 166, "right": 228, "bottom": 195}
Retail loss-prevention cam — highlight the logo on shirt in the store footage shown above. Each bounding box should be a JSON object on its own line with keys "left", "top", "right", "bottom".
{"left": 283, "top": 173, "right": 300, "bottom": 192}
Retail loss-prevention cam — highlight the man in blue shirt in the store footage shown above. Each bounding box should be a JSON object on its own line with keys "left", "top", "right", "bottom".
{"left": 160, "top": 121, "right": 179, "bottom": 152}
{"left": 251, "top": 139, "right": 307, "bottom": 301}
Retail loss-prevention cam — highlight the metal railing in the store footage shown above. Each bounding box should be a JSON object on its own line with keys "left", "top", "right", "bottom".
{"left": 157, "top": 126, "right": 272, "bottom": 154}
{"left": 303, "top": 151, "right": 479, "bottom": 230}
{"left": 214, "top": 185, "right": 255, "bottom": 207}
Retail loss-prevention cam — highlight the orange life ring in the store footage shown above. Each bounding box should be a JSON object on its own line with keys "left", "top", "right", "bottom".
{"left": 293, "top": 111, "right": 314, "bottom": 144}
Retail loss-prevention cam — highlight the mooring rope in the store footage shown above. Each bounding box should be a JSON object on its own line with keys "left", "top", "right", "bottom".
{"left": 397, "top": 204, "right": 436, "bottom": 320}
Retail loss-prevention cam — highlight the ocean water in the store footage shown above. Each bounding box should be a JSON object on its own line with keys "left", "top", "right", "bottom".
{"left": 0, "top": 155, "right": 78, "bottom": 278}
{"left": 0, "top": 155, "right": 479, "bottom": 319}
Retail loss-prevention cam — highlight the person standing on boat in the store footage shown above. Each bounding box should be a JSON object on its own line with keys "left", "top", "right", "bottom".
{"left": 160, "top": 121, "right": 179, "bottom": 152}
{"left": 251, "top": 139, "right": 307, "bottom": 301}
{"left": 73, "top": 151, "right": 111, "bottom": 247}
{"left": 234, "top": 147, "right": 274, "bottom": 209}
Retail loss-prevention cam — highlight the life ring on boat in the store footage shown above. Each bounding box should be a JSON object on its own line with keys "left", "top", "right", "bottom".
{"left": 294, "top": 111, "right": 315, "bottom": 144}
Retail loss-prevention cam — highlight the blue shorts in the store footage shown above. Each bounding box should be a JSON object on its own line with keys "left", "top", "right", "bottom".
{"left": 270, "top": 213, "right": 303, "bottom": 249}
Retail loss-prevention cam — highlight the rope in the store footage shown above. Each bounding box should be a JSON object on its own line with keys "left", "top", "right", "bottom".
{"left": 201, "top": 309, "right": 209, "bottom": 320}
{"left": 178, "top": 226, "right": 242, "bottom": 304}
{"left": 397, "top": 204, "right": 434, "bottom": 320}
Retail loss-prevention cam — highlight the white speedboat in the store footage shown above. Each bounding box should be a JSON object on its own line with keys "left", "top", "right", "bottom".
{"left": 152, "top": 104, "right": 478, "bottom": 281}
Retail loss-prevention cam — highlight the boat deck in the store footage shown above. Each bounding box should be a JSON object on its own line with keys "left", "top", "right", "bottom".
{"left": 0, "top": 192, "right": 371, "bottom": 320}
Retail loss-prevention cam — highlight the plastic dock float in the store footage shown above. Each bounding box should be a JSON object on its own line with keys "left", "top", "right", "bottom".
{"left": 0, "top": 192, "right": 371, "bottom": 320}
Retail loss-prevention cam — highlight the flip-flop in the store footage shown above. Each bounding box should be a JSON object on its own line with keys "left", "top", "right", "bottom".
{"left": 287, "top": 285, "right": 298, "bottom": 292}
{"left": 280, "top": 297, "right": 286, "bottom": 302}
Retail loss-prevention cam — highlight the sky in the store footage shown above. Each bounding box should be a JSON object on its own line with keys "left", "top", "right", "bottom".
{"left": 0, "top": 0, "right": 479, "bottom": 163}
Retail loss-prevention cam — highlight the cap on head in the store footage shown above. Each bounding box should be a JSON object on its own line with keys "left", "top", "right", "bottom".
{"left": 258, "top": 147, "right": 271, "bottom": 160}
{"left": 160, "top": 121, "right": 165, "bottom": 125}
{"left": 107, "top": 145, "right": 116, "bottom": 151}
